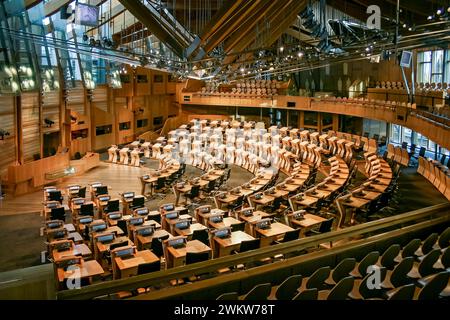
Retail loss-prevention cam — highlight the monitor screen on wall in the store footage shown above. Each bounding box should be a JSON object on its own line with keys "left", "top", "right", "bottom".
{"left": 400, "top": 51, "right": 412, "bottom": 68}
{"left": 75, "top": 3, "right": 99, "bottom": 27}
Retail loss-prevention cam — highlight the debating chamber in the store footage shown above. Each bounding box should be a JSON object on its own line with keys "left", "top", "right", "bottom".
{"left": 0, "top": 0, "right": 449, "bottom": 304}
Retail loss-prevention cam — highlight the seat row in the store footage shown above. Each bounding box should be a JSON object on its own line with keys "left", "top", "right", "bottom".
{"left": 417, "top": 156, "right": 450, "bottom": 201}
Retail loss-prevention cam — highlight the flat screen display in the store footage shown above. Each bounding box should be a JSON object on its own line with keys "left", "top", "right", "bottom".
{"left": 400, "top": 50, "right": 412, "bottom": 68}
{"left": 97, "top": 233, "right": 114, "bottom": 243}
{"left": 129, "top": 217, "right": 144, "bottom": 225}
{"left": 92, "top": 223, "right": 107, "bottom": 232}
{"left": 75, "top": 3, "right": 99, "bottom": 27}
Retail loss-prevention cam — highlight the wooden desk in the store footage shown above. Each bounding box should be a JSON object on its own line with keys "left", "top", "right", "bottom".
{"left": 340, "top": 196, "right": 371, "bottom": 209}
{"left": 114, "top": 250, "right": 159, "bottom": 279}
{"left": 365, "top": 183, "right": 388, "bottom": 193}
{"left": 208, "top": 216, "right": 241, "bottom": 229}
{"left": 353, "top": 191, "right": 382, "bottom": 201}
{"left": 44, "top": 204, "right": 70, "bottom": 220}
{"left": 213, "top": 231, "right": 255, "bottom": 258}
{"left": 164, "top": 214, "right": 196, "bottom": 233}
{"left": 128, "top": 220, "right": 162, "bottom": 241}
{"left": 370, "top": 177, "right": 391, "bottom": 185}
{"left": 216, "top": 194, "right": 239, "bottom": 209}
{"left": 251, "top": 194, "right": 275, "bottom": 208}
{"left": 68, "top": 232, "right": 84, "bottom": 244}
{"left": 197, "top": 208, "right": 226, "bottom": 225}
{"left": 292, "top": 195, "right": 319, "bottom": 209}
{"left": 57, "top": 260, "right": 104, "bottom": 285}
{"left": 136, "top": 229, "right": 173, "bottom": 250}
{"left": 166, "top": 240, "right": 212, "bottom": 268}
{"left": 174, "top": 223, "right": 208, "bottom": 239}
{"left": 52, "top": 244, "right": 92, "bottom": 262}
{"left": 290, "top": 214, "right": 326, "bottom": 237}
{"left": 307, "top": 189, "right": 331, "bottom": 199}
{"left": 285, "top": 178, "right": 306, "bottom": 185}
{"left": 281, "top": 184, "right": 301, "bottom": 192}
{"left": 64, "top": 224, "right": 75, "bottom": 233}
{"left": 255, "top": 222, "right": 295, "bottom": 246}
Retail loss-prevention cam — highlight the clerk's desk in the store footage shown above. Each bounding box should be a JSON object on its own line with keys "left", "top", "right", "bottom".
{"left": 111, "top": 246, "right": 159, "bottom": 279}
{"left": 164, "top": 238, "right": 211, "bottom": 269}
{"left": 212, "top": 231, "right": 255, "bottom": 258}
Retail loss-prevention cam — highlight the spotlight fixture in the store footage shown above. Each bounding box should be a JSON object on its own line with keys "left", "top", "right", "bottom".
{"left": 82, "top": 34, "right": 88, "bottom": 42}
{"left": 437, "top": 9, "right": 442, "bottom": 15}
{"left": 44, "top": 118, "right": 55, "bottom": 127}
{"left": 0, "top": 129, "right": 10, "bottom": 140}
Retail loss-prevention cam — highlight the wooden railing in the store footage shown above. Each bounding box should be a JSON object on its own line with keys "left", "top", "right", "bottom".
{"left": 159, "top": 116, "right": 183, "bottom": 137}
{"left": 57, "top": 202, "right": 450, "bottom": 300}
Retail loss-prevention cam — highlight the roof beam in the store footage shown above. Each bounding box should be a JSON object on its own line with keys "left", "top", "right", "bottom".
{"left": 118, "top": 0, "right": 187, "bottom": 58}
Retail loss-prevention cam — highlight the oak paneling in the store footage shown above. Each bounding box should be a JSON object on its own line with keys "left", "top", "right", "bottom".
{"left": 0, "top": 96, "right": 17, "bottom": 175}
{"left": 21, "top": 93, "right": 40, "bottom": 163}
{"left": 66, "top": 83, "right": 85, "bottom": 115}
{"left": 42, "top": 90, "right": 60, "bottom": 132}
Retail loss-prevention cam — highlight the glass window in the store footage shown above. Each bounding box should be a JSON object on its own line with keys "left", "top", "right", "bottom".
{"left": 390, "top": 124, "right": 400, "bottom": 143}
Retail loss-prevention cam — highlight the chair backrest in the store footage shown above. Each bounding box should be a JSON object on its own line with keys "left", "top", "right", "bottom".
{"left": 106, "top": 199, "right": 120, "bottom": 212}
{"left": 292, "top": 288, "right": 318, "bottom": 300}
{"left": 275, "top": 275, "right": 303, "bottom": 300}
{"left": 109, "top": 240, "right": 128, "bottom": 251}
{"left": 230, "top": 221, "right": 246, "bottom": 232}
{"left": 401, "top": 238, "right": 421, "bottom": 258}
{"left": 388, "top": 283, "right": 416, "bottom": 300}
{"left": 216, "top": 292, "right": 238, "bottom": 300}
{"left": 185, "top": 252, "right": 210, "bottom": 265}
{"left": 190, "top": 185, "right": 201, "bottom": 197}
{"left": 151, "top": 235, "right": 169, "bottom": 257}
{"left": 418, "top": 249, "right": 441, "bottom": 277}
{"left": 418, "top": 147, "right": 426, "bottom": 157}
{"left": 50, "top": 207, "right": 65, "bottom": 221}
{"left": 327, "top": 276, "right": 354, "bottom": 300}
{"left": 137, "top": 261, "right": 160, "bottom": 275}
{"left": 421, "top": 233, "right": 439, "bottom": 256}
{"left": 242, "top": 283, "right": 271, "bottom": 300}
{"left": 282, "top": 229, "right": 300, "bottom": 242}
{"left": 438, "top": 227, "right": 450, "bottom": 249}
{"left": 78, "top": 187, "right": 86, "bottom": 198}
{"left": 380, "top": 244, "right": 401, "bottom": 270}
{"left": 117, "top": 220, "right": 128, "bottom": 236}
{"left": 80, "top": 203, "right": 94, "bottom": 216}
{"left": 358, "top": 268, "right": 386, "bottom": 299}
{"left": 417, "top": 271, "right": 450, "bottom": 300}
{"left": 192, "top": 229, "right": 209, "bottom": 246}
{"left": 306, "top": 266, "right": 331, "bottom": 290}
{"left": 48, "top": 190, "right": 62, "bottom": 201}
{"left": 132, "top": 196, "right": 145, "bottom": 208}
{"left": 156, "top": 177, "right": 166, "bottom": 189}
{"left": 95, "top": 186, "right": 108, "bottom": 196}
{"left": 239, "top": 239, "right": 260, "bottom": 252}
{"left": 331, "top": 258, "right": 356, "bottom": 283}
{"left": 318, "top": 218, "right": 334, "bottom": 233}
{"left": 357, "top": 251, "right": 380, "bottom": 276}
{"left": 390, "top": 256, "right": 414, "bottom": 288}
{"left": 441, "top": 247, "right": 450, "bottom": 269}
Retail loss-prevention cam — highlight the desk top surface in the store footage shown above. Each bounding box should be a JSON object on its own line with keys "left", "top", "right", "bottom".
{"left": 256, "top": 222, "right": 295, "bottom": 238}
{"left": 290, "top": 214, "right": 326, "bottom": 228}
{"left": 174, "top": 223, "right": 208, "bottom": 237}
{"left": 57, "top": 260, "right": 104, "bottom": 283}
{"left": 214, "top": 231, "right": 255, "bottom": 247}
{"left": 115, "top": 250, "right": 159, "bottom": 271}
{"left": 167, "top": 240, "right": 212, "bottom": 259}
{"left": 208, "top": 216, "right": 241, "bottom": 229}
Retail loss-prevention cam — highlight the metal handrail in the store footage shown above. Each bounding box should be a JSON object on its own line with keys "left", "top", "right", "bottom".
{"left": 57, "top": 202, "right": 450, "bottom": 300}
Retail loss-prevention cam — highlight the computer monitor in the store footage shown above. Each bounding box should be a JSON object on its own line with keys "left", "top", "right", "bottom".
{"left": 129, "top": 216, "right": 144, "bottom": 226}
{"left": 114, "top": 246, "right": 135, "bottom": 258}
{"left": 241, "top": 208, "right": 254, "bottom": 217}
{"left": 98, "top": 195, "right": 110, "bottom": 202}
{"left": 209, "top": 214, "right": 223, "bottom": 223}
{"left": 198, "top": 206, "right": 211, "bottom": 214}
{"left": 165, "top": 211, "right": 179, "bottom": 220}
{"left": 175, "top": 219, "right": 190, "bottom": 230}
{"left": 213, "top": 227, "right": 232, "bottom": 239}
{"left": 292, "top": 210, "right": 305, "bottom": 220}
{"left": 136, "top": 226, "right": 154, "bottom": 237}
{"left": 134, "top": 207, "right": 149, "bottom": 216}
{"left": 123, "top": 191, "right": 135, "bottom": 199}
{"left": 91, "top": 222, "right": 107, "bottom": 232}
{"left": 75, "top": 3, "right": 99, "bottom": 27}
{"left": 78, "top": 216, "right": 93, "bottom": 225}
{"left": 49, "top": 228, "right": 67, "bottom": 239}
{"left": 167, "top": 237, "right": 187, "bottom": 249}
{"left": 54, "top": 240, "right": 72, "bottom": 252}
{"left": 107, "top": 212, "right": 122, "bottom": 220}
{"left": 161, "top": 204, "right": 175, "bottom": 212}
{"left": 73, "top": 198, "right": 85, "bottom": 205}
{"left": 255, "top": 218, "right": 271, "bottom": 230}
{"left": 400, "top": 50, "right": 412, "bottom": 68}
{"left": 96, "top": 233, "right": 115, "bottom": 243}
{"left": 46, "top": 220, "right": 63, "bottom": 229}
{"left": 46, "top": 201, "right": 59, "bottom": 208}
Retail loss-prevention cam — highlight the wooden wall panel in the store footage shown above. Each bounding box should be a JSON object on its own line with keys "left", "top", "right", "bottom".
{"left": 66, "top": 84, "right": 85, "bottom": 115}
{"left": 21, "top": 93, "right": 41, "bottom": 163}
{"left": 0, "top": 96, "right": 17, "bottom": 176}
{"left": 92, "top": 86, "right": 108, "bottom": 112}
{"left": 134, "top": 96, "right": 151, "bottom": 136}
{"left": 42, "top": 90, "right": 60, "bottom": 132}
